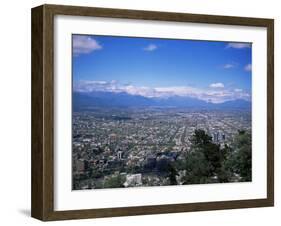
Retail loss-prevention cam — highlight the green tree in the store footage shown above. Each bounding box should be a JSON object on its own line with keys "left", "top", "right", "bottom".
{"left": 184, "top": 129, "right": 220, "bottom": 184}
{"left": 190, "top": 129, "right": 223, "bottom": 173}
{"left": 216, "top": 144, "right": 233, "bottom": 182}
{"left": 184, "top": 129, "right": 230, "bottom": 184}
{"left": 184, "top": 150, "right": 214, "bottom": 184}
{"left": 103, "top": 174, "right": 125, "bottom": 188}
{"left": 167, "top": 163, "right": 179, "bottom": 185}
{"left": 182, "top": 129, "right": 252, "bottom": 185}
{"left": 225, "top": 131, "right": 252, "bottom": 181}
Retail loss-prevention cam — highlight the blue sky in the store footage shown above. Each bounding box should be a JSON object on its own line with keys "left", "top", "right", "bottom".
{"left": 72, "top": 34, "right": 252, "bottom": 103}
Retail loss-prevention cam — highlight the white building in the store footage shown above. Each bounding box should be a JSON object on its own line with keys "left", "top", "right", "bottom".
{"left": 123, "top": 174, "right": 142, "bottom": 187}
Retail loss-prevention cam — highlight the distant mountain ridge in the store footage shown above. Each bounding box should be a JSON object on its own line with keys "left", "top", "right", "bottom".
{"left": 73, "top": 91, "right": 251, "bottom": 110}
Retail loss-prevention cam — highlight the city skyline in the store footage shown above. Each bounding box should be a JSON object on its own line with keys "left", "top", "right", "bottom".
{"left": 73, "top": 34, "right": 252, "bottom": 103}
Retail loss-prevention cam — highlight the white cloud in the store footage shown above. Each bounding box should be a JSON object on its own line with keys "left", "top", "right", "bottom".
{"left": 74, "top": 80, "right": 250, "bottom": 103}
{"left": 73, "top": 35, "right": 102, "bottom": 56}
{"left": 244, "top": 64, "right": 252, "bottom": 72}
{"left": 223, "top": 63, "right": 235, "bottom": 69}
{"left": 209, "top": 83, "right": 225, "bottom": 88}
{"left": 143, "top": 44, "right": 158, "bottom": 51}
{"left": 226, "top": 42, "right": 251, "bottom": 49}
{"left": 74, "top": 80, "right": 119, "bottom": 92}
{"left": 124, "top": 85, "right": 157, "bottom": 97}
{"left": 154, "top": 86, "right": 201, "bottom": 97}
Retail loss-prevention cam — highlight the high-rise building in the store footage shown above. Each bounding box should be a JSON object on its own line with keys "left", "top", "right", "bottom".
{"left": 213, "top": 132, "right": 220, "bottom": 142}
{"left": 117, "top": 151, "right": 123, "bottom": 160}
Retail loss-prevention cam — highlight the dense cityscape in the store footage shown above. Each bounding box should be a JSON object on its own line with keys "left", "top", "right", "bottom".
{"left": 72, "top": 108, "right": 251, "bottom": 190}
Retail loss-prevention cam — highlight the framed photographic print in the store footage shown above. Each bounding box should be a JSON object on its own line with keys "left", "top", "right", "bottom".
{"left": 31, "top": 4, "right": 274, "bottom": 221}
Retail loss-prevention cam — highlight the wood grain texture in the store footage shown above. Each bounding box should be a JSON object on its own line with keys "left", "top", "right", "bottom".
{"left": 31, "top": 4, "right": 274, "bottom": 221}
{"left": 266, "top": 19, "right": 274, "bottom": 206}
{"left": 31, "top": 5, "right": 55, "bottom": 220}
{"left": 31, "top": 5, "right": 44, "bottom": 220}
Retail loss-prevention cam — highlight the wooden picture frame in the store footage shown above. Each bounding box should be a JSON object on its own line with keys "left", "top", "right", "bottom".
{"left": 31, "top": 4, "right": 274, "bottom": 221}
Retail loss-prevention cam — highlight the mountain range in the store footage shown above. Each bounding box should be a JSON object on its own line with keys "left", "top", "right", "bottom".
{"left": 73, "top": 91, "right": 251, "bottom": 110}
